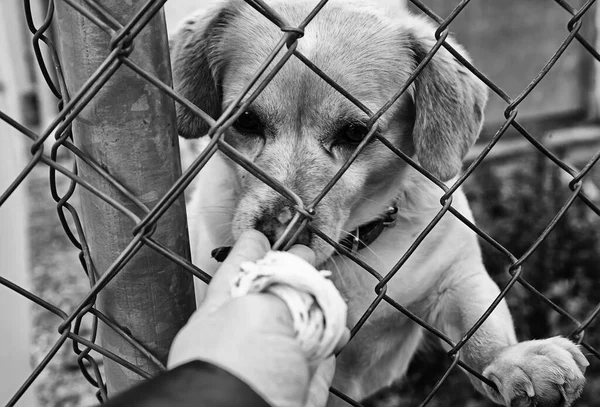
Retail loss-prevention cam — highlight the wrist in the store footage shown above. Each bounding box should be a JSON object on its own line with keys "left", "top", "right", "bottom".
{"left": 169, "top": 294, "right": 311, "bottom": 406}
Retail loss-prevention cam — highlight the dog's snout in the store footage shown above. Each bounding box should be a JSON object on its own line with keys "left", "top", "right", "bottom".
{"left": 254, "top": 205, "right": 311, "bottom": 247}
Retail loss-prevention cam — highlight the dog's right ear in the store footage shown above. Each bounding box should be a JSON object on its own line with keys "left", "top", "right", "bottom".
{"left": 401, "top": 15, "right": 488, "bottom": 181}
{"left": 169, "top": 1, "right": 238, "bottom": 138}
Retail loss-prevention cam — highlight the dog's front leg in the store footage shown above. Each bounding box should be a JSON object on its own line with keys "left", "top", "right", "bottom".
{"left": 435, "top": 266, "right": 588, "bottom": 406}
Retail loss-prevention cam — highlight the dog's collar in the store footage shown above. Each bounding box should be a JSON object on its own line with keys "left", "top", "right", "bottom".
{"left": 338, "top": 204, "right": 398, "bottom": 253}
{"left": 211, "top": 204, "right": 398, "bottom": 262}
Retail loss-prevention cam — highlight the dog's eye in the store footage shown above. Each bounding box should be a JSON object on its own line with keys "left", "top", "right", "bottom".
{"left": 340, "top": 123, "right": 369, "bottom": 145}
{"left": 233, "top": 110, "right": 263, "bottom": 135}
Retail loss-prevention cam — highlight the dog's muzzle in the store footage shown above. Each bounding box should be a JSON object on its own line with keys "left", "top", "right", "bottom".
{"left": 254, "top": 204, "right": 311, "bottom": 247}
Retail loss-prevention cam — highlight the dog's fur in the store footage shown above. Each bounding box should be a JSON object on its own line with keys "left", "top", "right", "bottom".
{"left": 170, "top": 1, "right": 588, "bottom": 406}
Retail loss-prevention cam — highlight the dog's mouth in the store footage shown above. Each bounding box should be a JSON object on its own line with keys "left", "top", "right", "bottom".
{"left": 254, "top": 214, "right": 312, "bottom": 248}
{"left": 212, "top": 204, "right": 397, "bottom": 263}
{"left": 211, "top": 246, "right": 233, "bottom": 262}
{"left": 211, "top": 225, "right": 315, "bottom": 263}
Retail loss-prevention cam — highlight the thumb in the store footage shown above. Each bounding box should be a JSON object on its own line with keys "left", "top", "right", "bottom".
{"left": 286, "top": 244, "right": 317, "bottom": 266}
{"left": 203, "top": 229, "right": 270, "bottom": 309}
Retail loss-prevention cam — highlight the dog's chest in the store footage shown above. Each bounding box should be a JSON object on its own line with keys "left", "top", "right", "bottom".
{"left": 322, "top": 224, "right": 452, "bottom": 324}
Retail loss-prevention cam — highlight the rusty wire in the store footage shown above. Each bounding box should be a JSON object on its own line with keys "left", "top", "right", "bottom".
{"left": 1, "top": 0, "right": 600, "bottom": 406}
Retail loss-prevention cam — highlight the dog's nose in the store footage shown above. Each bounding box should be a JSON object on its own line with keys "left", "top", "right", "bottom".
{"left": 254, "top": 206, "right": 311, "bottom": 247}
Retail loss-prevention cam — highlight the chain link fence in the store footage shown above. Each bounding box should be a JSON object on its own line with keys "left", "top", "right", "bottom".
{"left": 1, "top": 0, "right": 600, "bottom": 406}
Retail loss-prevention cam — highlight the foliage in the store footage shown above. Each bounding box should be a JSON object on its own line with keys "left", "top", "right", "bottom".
{"left": 368, "top": 157, "right": 600, "bottom": 407}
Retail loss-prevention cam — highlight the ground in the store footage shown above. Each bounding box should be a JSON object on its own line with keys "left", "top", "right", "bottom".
{"left": 28, "top": 161, "right": 99, "bottom": 407}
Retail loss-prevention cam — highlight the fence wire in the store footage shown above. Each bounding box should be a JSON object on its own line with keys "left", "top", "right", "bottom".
{"left": 1, "top": 0, "right": 600, "bottom": 406}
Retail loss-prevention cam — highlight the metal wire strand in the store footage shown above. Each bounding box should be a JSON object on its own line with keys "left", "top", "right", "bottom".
{"left": 0, "top": 1, "right": 599, "bottom": 406}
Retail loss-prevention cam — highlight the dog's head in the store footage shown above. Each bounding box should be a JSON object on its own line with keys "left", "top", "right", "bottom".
{"left": 171, "top": 0, "right": 487, "bottom": 263}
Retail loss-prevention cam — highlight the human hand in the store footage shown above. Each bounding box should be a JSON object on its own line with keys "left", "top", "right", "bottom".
{"left": 168, "top": 230, "right": 350, "bottom": 407}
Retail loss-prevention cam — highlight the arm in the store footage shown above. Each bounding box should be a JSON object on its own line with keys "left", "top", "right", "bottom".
{"left": 434, "top": 266, "right": 516, "bottom": 401}
{"left": 434, "top": 261, "right": 586, "bottom": 406}
{"left": 101, "top": 360, "right": 271, "bottom": 407}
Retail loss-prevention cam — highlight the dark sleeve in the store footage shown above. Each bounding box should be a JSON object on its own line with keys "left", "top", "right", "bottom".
{"left": 101, "top": 360, "right": 272, "bottom": 407}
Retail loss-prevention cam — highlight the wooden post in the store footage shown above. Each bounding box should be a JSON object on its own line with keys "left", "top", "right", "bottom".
{"left": 0, "top": 1, "right": 37, "bottom": 406}
{"left": 592, "top": 2, "right": 600, "bottom": 119}
{"left": 53, "top": 1, "right": 195, "bottom": 395}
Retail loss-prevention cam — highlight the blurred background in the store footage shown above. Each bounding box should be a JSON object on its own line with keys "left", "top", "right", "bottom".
{"left": 1, "top": 0, "right": 600, "bottom": 406}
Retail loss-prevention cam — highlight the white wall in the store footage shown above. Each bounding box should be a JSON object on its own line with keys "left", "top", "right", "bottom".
{"left": 0, "top": 1, "right": 36, "bottom": 406}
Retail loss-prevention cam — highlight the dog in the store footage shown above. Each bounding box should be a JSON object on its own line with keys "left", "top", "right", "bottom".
{"left": 170, "top": 1, "right": 588, "bottom": 405}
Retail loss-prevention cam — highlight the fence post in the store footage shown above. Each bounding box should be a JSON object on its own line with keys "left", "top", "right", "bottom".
{"left": 592, "top": 3, "right": 600, "bottom": 119}
{"left": 53, "top": 1, "right": 195, "bottom": 395}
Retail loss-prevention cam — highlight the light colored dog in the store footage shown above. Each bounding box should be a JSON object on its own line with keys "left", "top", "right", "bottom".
{"left": 170, "top": 1, "right": 588, "bottom": 406}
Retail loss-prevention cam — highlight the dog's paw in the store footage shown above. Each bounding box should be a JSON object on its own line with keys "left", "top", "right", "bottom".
{"left": 482, "top": 337, "right": 588, "bottom": 407}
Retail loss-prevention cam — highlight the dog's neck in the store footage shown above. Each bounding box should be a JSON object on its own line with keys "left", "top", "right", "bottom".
{"left": 338, "top": 204, "right": 398, "bottom": 252}
{"left": 341, "top": 168, "right": 458, "bottom": 253}
{"left": 394, "top": 168, "right": 457, "bottom": 220}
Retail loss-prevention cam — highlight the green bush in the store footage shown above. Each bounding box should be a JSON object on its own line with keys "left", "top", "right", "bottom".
{"left": 367, "top": 158, "right": 600, "bottom": 407}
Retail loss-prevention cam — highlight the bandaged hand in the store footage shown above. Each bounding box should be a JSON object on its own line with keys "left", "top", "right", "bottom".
{"left": 168, "top": 230, "right": 350, "bottom": 407}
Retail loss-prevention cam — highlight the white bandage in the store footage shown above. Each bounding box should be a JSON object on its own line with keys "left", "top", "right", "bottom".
{"left": 231, "top": 251, "right": 347, "bottom": 365}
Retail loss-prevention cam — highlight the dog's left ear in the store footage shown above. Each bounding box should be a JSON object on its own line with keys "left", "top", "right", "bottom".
{"left": 169, "top": 1, "right": 240, "bottom": 138}
{"left": 404, "top": 17, "right": 488, "bottom": 181}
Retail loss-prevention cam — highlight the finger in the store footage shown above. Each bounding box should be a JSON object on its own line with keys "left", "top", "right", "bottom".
{"left": 304, "top": 357, "right": 336, "bottom": 407}
{"left": 286, "top": 244, "right": 317, "bottom": 266}
{"left": 204, "top": 229, "right": 270, "bottom": 307}
{"left": 334, "top": 328, "right": 351, "bottom": 355}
